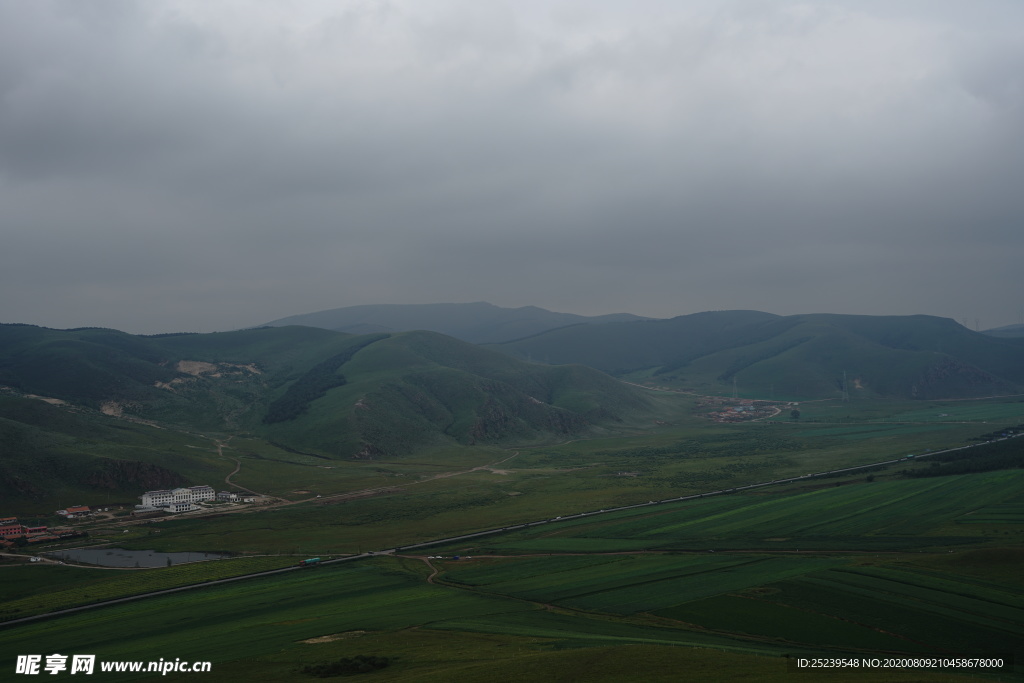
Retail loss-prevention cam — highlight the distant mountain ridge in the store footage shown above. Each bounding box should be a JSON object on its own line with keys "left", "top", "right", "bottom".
{"left": 259, "top": 302, "right": 650, "bottom": 343}
{"left": 984, "top": 323, "right": 1024, "bottom": 339}
{"left": 6, "top": 308, "right": 1024, "bottom": 508}
{"left": 491, "top": 311, "right": 1024, "bottom": 400}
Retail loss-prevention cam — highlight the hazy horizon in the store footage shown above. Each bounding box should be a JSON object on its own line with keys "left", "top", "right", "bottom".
{"left": 3, "top": 1, "right": 1022, "bottom": 334}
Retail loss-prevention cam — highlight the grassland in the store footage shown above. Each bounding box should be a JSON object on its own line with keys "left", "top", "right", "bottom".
{"left": 0, "top": 556, "right": 299, "bottom": 622}
{"left": 52, "top": 396, "right": 1017, "bottom": 561}
{"left": 2, "top": 397, "right": 1021, "bottom": 680}
{"left": 2, "top": 462, "right": 1020, "bottom": 680}
{"left": 0, "top": 546, "right": 1006, "bottom": 681}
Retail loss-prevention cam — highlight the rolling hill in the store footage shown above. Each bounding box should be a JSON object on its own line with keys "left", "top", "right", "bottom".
{"left": 0, "top": 394, "right": 214, "bottom": 509}
{"left": 0, "top": 324, "right": 660, "bottom": 492}
{"left": 985, "top": 323, "right": 1024, "bottom": 338}
{"left": 259, "top": 302, "right": 649, "bottom": 343}
{"left": 491, "top": 312, "right": 1024, "bottom": 400}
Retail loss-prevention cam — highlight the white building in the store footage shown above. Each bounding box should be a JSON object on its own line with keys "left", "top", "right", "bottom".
{"left": 139, "top": 485, "right": 215, "bottom": 512}
{"left": 164, "top": 501, "right": 200, "bottom": 513}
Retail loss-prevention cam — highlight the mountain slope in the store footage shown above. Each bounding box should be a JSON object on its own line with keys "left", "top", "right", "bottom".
{"left": 268, "top": 330, "right": 655, "bottom": 457}
{"left": 0, "top": 394, "right": 221, "bottom": 510}
{"left": 0, "top": 324, "right": 366, "bottom": 432}
{"left": 492, "top": 312, "right": 1024, "bottom": 400}
{"left": 0, "top": 324, "right": 659, "bottom": 462}
{"left": 259, "top": 302, "right": 650, "bottom": 343}
{"left": 984, "top": 323, "right": 1024, "bottom": 339}
{"left": 487, "top": 310, "right": 782, "bottom": 374}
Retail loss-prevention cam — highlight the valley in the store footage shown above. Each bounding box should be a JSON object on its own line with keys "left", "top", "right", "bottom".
{"left": 2, "top": 396, "right": 1022, "bottom": 681}
{"left": 1, "top": 315, "right": 1023, "bottom": 681}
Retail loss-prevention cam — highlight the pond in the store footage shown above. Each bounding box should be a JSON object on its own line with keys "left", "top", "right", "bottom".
{"left": 45, "top": 548, "right": 231, "bottom": 568}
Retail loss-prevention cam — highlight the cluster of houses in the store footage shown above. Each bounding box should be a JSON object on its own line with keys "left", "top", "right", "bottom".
{"left": 0, "top": 517, "right": 81, "bottom": 547}
{"left": 56, "top": 505, "right": 95, "bottom": 519}
{"left": 699, "top": 398, "right": 785, "bottom": 423}
{"left": 133, "top": 485, "right": 258, "bottom": 516}
{"left": 2, "top": 486, "right": 261, "bottom": 547}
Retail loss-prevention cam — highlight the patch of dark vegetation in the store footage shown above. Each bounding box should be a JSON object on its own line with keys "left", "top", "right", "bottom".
{"left": 84, "top": 458, "right": 186, "bottom": 490}
{"left": 603, "top": 430, "right": 805, "bottom": 461}
{"left": 264, "top": 335, "right": 388, "bottom": 424}
{"left": 716, "top": 336, "right": 813, "bottom": 382}
{"left": 902, "top": 432, "right": 1024, "bottom": 478}
{"left": 265, "top": 442, "right": 331, "bottom": 460}
{"left": 298, "top": 656, "right": 390, "bottom": 677}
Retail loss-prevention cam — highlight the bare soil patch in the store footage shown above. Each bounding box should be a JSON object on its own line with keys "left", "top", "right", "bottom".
{"left": 302, "top": 631, "right": 367, "bottom": 644}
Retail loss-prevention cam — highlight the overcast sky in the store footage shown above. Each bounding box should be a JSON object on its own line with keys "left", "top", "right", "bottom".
{"left": 2, "top": 0, "right": 1022, "bottom": 334}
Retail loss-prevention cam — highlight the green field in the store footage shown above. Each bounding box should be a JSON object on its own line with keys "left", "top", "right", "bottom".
{"left": 426, "top": 469, "right": 1024, "bottom": 555}
{"left": 0, "top": 556, "right": 300, "bottom": 622}
{"left": 0, "top": 548, "right": 1006, "bottom": 682}
{"left": 2, "top": 398, "right": 1021, "bottom": 681}
{"left": 2, "top": 466, "right": 1021, "bottom": 680}
{"left": 69, "top": 410, "right": 1016, "bottom": 559}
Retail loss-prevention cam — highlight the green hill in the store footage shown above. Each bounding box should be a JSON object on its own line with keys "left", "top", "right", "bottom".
{"left": 985, "top": 323, "right": 1024, "bottom": 338}
{"left": 0, "top": 394, "right": 221, "bottom": 510}
{"left": 0, "top": 323, "right": 658, "bottom": 465}
{"left": 265, "top": 330, "right": 655, "bottom": 457}
{"left": 259, "top": 302, "right": 649, "bottom": 343}
{"left": 0, "top": 324, "right": 364, "bottom": 432}
{"left": 492, "top": 312, "right": 1024, "bottom": 400}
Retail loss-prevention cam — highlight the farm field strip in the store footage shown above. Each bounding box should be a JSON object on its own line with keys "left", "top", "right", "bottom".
{"left": 653, "top": 594, "right": 924, "bottom": 652}
{"left": 440, "top": 553, "right": 846, "bottom": 616}
{"left": 0, "top": 562, "right": 537, "bottom": 669}
{"left": 553, "top": 556, "right": 842, "bottom": 615}
{"left": 816, "top": 569, "right": 1024, "bottom": 629}
{"left": 425, "top": 609, "right": 780, "bottom": 654}
{"left": 0, "top": 556, "right": 301, "bottom": 622}
{"left": 835, "top": 566, "right": 1024, "bottom": 611}
{"left": 774, "top": 576, "right": 1023, "bottom": 654}
{"left": 445, "top": 555, "right": 765, "bottom": 602}
{"left": 470, "top": 470, "right": 1024, "bottom": 550}
{"left": 793, "top": 574, "right": 1022, "bottom": 639}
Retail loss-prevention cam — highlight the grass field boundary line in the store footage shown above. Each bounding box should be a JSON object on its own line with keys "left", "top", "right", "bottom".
{"left": 837, "top": 565, "right": 1024, "bottom": 604}
{"left": 0, "top": 553, "right": 371, "bottom": 629}
{"left": 779, "top": 477, "right": 967, "bottom": 536}
{"left": 900, "top": 564, "right": 1024, "bottom": 595}
{"left": 418, "top": 568, "right": 778, "bottom": 653}
{"left": 728, "top": 592, "right": 938, "bottom": 652}
{"left": 831, "top": 568, "right": 1024, "bottom": 620}
{"left": 0, "top": 556, "right": 301, "bottom": 621}
{"left": 798, "top": 573, "right": 1024, "bottom": 633}
{"left": 533, "top": 557, "right": 772, "bottom": 604}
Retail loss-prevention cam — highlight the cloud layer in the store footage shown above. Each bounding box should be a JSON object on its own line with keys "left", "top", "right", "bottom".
{"left": 2, "top": 0, "right": 1022, "bottom": 333}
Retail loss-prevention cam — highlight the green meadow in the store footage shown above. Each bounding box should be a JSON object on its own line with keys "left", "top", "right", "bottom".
{"left": 2, "top": 397, "right": 1021, "bottom": 680}
{"left": 2, "top": 466, "right": 1021, "bottom": 680}
{"left": 0, "top": 556, "right": 298, "bottom": 622}
{"left": 80, "top": 404, "right": 1015, "bottom": 559}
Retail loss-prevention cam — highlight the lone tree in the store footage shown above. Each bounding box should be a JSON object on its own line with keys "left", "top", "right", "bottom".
{"left": 790, "top": 409, "right": 801, "bottom": 420}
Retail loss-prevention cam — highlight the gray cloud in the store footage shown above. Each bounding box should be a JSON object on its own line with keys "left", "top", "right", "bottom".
{"left": 1, "top": 0, "right": 1022, "bottom": 333}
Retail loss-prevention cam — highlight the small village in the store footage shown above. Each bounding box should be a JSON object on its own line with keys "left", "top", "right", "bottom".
{"left": 0, "top": 484, "right": 269, "bottom": 551}
{"left": 696, "top": 396, "right": 794, "bottom": 423}
{"left": 0, "top": 516, "right": 86, "bottom": 549}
